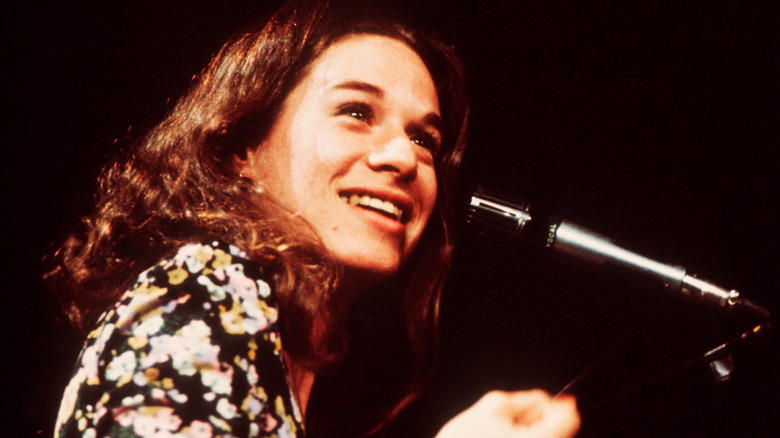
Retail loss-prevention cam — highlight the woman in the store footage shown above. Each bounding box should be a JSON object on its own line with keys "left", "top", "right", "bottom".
{"left": 47, "top": 0, "right": 579, "bottom": 436}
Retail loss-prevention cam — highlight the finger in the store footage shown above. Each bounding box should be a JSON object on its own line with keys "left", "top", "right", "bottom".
{"left": 498, "top": 390, "right": 551, "bottom": 426}
{"left": 533, "top": 394, "right": 581, "bottom": 438}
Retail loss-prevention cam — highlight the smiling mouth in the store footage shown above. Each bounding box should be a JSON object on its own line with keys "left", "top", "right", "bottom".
{"left": 340, "top": 193, "right": 407, "bottom": 223}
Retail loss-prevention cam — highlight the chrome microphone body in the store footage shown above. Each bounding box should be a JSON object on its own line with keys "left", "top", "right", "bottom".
{"left": 467, "top": 190, "right": 770, "bottom": 320}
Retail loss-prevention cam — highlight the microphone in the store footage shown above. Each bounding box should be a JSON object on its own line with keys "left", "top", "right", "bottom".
{"left": 466, "top": 189, "right": 770, "bottom": 321}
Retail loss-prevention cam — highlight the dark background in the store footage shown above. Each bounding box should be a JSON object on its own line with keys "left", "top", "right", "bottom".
{"left": 5, "top": 1, "right": 778, "bottom": 436}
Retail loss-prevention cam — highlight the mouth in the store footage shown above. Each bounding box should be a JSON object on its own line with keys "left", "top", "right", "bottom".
{"left": 339, "top": 192, "right": 409, "bottom": 223}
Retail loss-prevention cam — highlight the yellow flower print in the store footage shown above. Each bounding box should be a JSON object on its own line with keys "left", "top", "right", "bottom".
{"left": 168, "top": 267, "right": 189, "bottom": 285}
{"left": 212, "top": 249, "right": 233, "bottom": 269}
{"left": 116, "top": 285, "right": 167, "bottom": 328}
{"left": 247, "top": 337, "right": 258, "bottom": 362}
{"left": 194, "top": 245, "right": 214, "bottom": 265}
{"left": 144, "top": 367, "right": 160, "bottom": 382}
{"left": 128, "top": 336, "right": 148, "bottom": 349}
{"left": 267, "top": 330, "right": 283, "bottom": 355}
{"left": 208, "top": 414, "right": 232, "bottom": 433}
{"left": 53, "top": 242, "right": 306, "bottom": 437}
{"left": 220, "top": 302, "right": 246, "bottom": 335}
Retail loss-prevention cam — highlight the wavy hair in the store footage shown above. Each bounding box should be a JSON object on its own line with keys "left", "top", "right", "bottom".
{"left": 45, "top": 0, "right": 468, "bottom": 434}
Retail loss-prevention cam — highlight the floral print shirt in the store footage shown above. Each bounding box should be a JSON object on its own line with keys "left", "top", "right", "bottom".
{"left": 54, "top": 241, "right": 305, "bottom": 437}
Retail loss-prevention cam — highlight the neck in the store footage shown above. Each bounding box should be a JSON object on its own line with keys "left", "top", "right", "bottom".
{"left": 337, "top": 266, "right": 391, "bottom": 303}
{"left": 282, "top": 269, "right": 390, "bottom": 420}
{"left": 282, "top": 281, "right": 357, "bottom": 421}
{"left": 284, "top": 352, "right": 317, "bottom": 420}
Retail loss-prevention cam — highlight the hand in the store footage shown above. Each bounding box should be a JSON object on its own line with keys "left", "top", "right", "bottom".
{"left": 436, "top": 389, "right": 580, "bottom": 438}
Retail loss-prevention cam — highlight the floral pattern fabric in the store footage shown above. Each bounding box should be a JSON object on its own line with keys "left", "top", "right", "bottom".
{"left": 55, "top": 241, "right": 305, "bottom": 438}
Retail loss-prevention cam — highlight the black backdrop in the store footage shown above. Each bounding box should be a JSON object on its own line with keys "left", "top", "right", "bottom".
{"left": 5, "top": 1, "right": 778, "bottom": 436}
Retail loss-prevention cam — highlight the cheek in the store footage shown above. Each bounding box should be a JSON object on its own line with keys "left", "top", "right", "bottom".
{"left": 425, "top": 167, "right": 439, "bottom": 210}
{"left": 307, "top": 131, "right": 365, "bottom": 184}
{"left": 406, "top": 170, "right": 438, "bottom": 255}
{"left": 420, "top": 167, "right": 439, "bottom": 218}
{"left": 312, "top": 126, "right": 362, "bottom": 161}
{"left": 286, "top": 125, "right": 338, "bottom": 189}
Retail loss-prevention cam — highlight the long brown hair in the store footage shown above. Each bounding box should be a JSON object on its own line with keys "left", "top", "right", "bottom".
{"left": 45, "top": 0, "right": 468, "bottom": 434}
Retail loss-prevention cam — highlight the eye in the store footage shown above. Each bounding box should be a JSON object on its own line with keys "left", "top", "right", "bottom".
{"left": 410, "top": 130, "right": 441, "bottom": 153}
{"left": 337, "top": 102, "right": 373, "bottom": 123}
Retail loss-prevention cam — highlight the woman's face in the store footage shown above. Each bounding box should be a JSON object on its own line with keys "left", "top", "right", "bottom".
{"left": 241, "top": 35, "right": 440, "bottom": 282}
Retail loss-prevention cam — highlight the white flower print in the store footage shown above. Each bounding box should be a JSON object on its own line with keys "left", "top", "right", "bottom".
{"left": 54, "top": 242, "right": 305, "bottom": 437}
{"left": 201, "top": 367, "right": 233, "bottom": 395}
{"left": 168, "top": 388, "right": 188, "bottom": 404}
{"left": 216, "top": 397, "right": 238, "bottom": 420}
{"left": 257, "top": 280, "right": 272, "bottom": 298}
{"left": 116, "top": 409, "right": 138, "bottom": 427}
{"left": 132, "top": 407, "right": 183, "bottom": 436}
{"left": 241, "top": 316, "right": 264, "bottom": 335}
{"left": 176, "top": 243, "right": 213, "bottom": 273}
{"left": 134, "top": 314, "right": 164, "bottom": 338}
{"left": 105, "top": 350, "right": 137, "bottom": 384}
{"left": 224, "top": 264, "right": 257, "bottom": 300}
{"left": 188, "top": 420, "right": 214, "bottom": 438}
{"left": 197, "top": 275, "right": 226, "bottom": 301}
{"left": 181, "top": 320, "right": 211, "bottom": 339}
{"left": 245, "top": 396, "right": 263, "bottom": 416}
{"left": 145, "top": 334, "right": 176, "bottom": 368}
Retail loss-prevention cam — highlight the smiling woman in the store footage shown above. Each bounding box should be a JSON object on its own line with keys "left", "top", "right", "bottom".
{"left": 238, "top": 35, "right": 440, "bottom": 280}
{"left": 44, "top": 0, "right": 578, "bottom": 437}
{"left": 234, "top": 33, "right": 442, "bottom": 423}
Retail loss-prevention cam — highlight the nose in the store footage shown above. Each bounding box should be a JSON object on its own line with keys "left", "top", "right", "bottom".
{"left": 367, "top": 134, "right": 418, "bottom": 181}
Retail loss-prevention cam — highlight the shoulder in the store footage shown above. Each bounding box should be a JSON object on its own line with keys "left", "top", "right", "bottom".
{"left": 138, "top": 240, "right": 271, "bottom": 298}
{"left": 55, "top": 241, "right": 305, "bottom": 436}
{"left": 110, "top": 241, "right": 278, "bottom": 333}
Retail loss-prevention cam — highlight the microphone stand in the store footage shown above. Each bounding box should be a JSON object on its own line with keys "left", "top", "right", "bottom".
{"left": 465, "top": 188, "right": 774, "bottom": 409}
{"left": 556, "top": 319, "right": 772, "bottom": 412}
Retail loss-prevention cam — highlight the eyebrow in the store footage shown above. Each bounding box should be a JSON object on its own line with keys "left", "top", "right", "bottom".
{"left": 331, "top": 80, "right": 384, "bottom": 97}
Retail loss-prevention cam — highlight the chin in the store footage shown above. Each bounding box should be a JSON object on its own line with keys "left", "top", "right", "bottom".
{"left": 356, "top": 260, "right": 400, "bottom": 279}
{"left": 342, "top": 253, "right": 402, "bottom": 283}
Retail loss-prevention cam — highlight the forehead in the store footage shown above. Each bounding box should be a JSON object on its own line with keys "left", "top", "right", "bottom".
{"left": 303, "top": 34, "right": 439, "bottom": 110}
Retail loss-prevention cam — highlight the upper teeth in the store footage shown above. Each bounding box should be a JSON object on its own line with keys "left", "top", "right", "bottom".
{"left": 341, "top": 194, "right": 404, "bottom": 221}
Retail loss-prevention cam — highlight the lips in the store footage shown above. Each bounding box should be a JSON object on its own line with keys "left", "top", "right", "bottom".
{"left": 339, "top": 191, "right": 410, "bottom": 223}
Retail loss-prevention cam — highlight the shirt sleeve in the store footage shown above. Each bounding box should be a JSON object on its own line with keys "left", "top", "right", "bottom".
{"left": 54, "top": 241, "right": 306, "bottom": 438}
